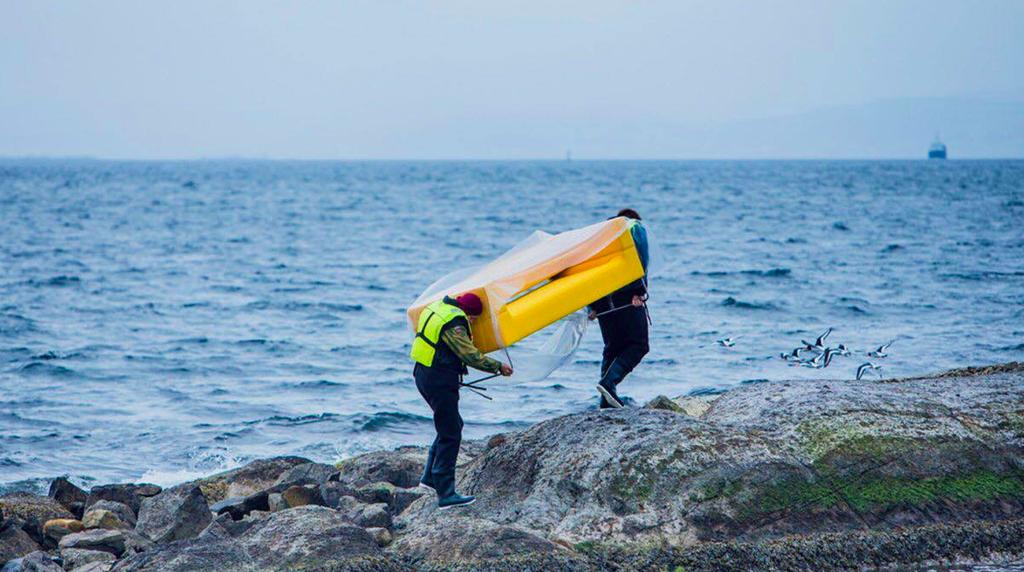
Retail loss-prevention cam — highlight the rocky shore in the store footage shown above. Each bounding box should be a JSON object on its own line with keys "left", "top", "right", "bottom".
{"left": 3, "top": 362, "right": 1023, "bottom": 571}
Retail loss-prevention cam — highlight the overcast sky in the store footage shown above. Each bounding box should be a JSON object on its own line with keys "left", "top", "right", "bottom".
{"left": 2, "top": 1, "right": 1022, "bottom": 159}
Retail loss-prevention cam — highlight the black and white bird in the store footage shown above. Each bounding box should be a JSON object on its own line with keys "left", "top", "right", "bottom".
{"left": 820, "top": 347, "right": 841, "bottom": 368}
{"left": 868, "top": 340, "right": 895, "bottom": 358}
{"left": 836, "top": 344, "right": 851, "bottom": 356}
{"left": 717, "top": 336, "right": 739, "bottom": 348}
{"left": 780, "top": 347, "right": 804, "bottom": 361}
{"left": 801, "top": 327, "right": 833, "bottom": 352}
{"left": 856, "top": 362, "right": 883, "bottom": 380}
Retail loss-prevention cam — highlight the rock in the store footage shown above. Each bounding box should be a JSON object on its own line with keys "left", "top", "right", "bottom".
{"left": 273, "top": 461, "right": 338, "bottom": 486}
{"left": 47, "top": 478, "right": 87, "bottom": 519}
{"left": 85, "top": 485, "right": 159, "bottom": 517}
{"left": 353, "top": 503, "right": 392, "bottom": 529}
{"left": 58, "top": 529, "right": 125, "bottom": 557}
{"left": 0, "top": 523, "right": 39, "bottom": 564}
{"left": 68, "top": 562, "right": 113, "bottom": 572}
{"left": 266, "top": 493, "right": 287, "bottom": 512}
{"left": 280, "top": 485, "right": 324, "bottom": 508}
{"left": 187, "top": 456, "right": 310, "bottom": 504}
{"left": 134, "top": 485, "right": 210, "bottom": 544}
{"left": 80, "top": 511, "right": 122, "bottom": 531}
{"left": 59, "top": 547, "right": 115, "bottom": 570}
{"left": 486, "top": 433, "right": 508, "bottom": 450}
{"left": 108, "top": 538, "right": 252, "bottom": 572}
{"left": 673, "top": 394, "right": 720, "bottom": 418}
{"left": 235, "top": 505, "right": 380, "bottom": 569}
{"left": 391, "top": 514, "right": 564, "bottom": 565}
{"left": 396, "top": 364, "right": 1024, "bottom": 557}
{"left": 196, "top": 512, "right": 253, "bottom": 540}
{"left": 391, "top": 486, "right": 428, "bottom": 515}
{"left": 42, "top": 518, "right": 83, "bottom": 542}
{"left": 354, "top": 482, "right": 395, "bottom": 505}
{"left": 82, "top": 501, "right": 135, "bottom": 529}
{"left": 644, "top": 394, "right": 684, "bottom": 412}
{"left": 0, "top": 493, "right": 74, "bottom": 546}
{"left": 365, "top": 526, "right": 392, "bottom": 546}
{"left": 333, "top": 447, "right": 427, "bottom": 489}
{"left": 0, "top": 550, "right": 63, "bottom": 572}
{"left": 210, "top": 489, "right": 272, "bottom": 521}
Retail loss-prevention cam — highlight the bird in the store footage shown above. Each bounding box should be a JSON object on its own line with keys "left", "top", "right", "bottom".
{"left": 717, "top": 336, "right": 739, "bottom": 348}
{"left": 868, "top": 340, "right": 895, "bottom": 358}
{"left": 836, "top": 344, "right": 851, "bottom": 356}
{"left": 780, "top": 347, "right": 803, "bottom": 360}
{"left": 801, "top": 327, "right": 833, "bottom": 352}
{"left": 820, "top": 347, "right": 841, "bottom": 368}
{"left": 856, "top": 362, "right": 883, "bottom": 380}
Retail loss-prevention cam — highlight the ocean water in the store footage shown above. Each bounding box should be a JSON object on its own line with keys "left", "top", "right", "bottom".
{"left": 1, "top": 159, "right": 1022, "bottom": 492}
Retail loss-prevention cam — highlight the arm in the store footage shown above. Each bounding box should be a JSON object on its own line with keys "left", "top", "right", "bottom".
{"left": 441, "top": 325, "right": 504, "bottom": 374}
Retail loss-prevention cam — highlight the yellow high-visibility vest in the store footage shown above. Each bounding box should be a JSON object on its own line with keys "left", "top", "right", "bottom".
{"left": 409, "top": 299, "right": 468, "bottom": 367}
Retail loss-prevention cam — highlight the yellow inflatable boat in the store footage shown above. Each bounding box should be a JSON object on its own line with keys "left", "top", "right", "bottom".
{"left": 407, "top": 217, "right": 645, "bottom": 353}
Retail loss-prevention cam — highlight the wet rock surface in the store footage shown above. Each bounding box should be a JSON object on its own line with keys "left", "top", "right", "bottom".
{"left": 3, "top": 363, "right": 1023, "bottom": 571}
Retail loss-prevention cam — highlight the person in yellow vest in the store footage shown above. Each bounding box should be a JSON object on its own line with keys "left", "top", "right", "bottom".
{"left": 410, "top": 292, "right": 513, "bottom": 509}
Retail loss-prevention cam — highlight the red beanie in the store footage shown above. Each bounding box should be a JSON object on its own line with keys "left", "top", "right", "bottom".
{"left": 455, "top": 293, "right": 484, "bottom": 316}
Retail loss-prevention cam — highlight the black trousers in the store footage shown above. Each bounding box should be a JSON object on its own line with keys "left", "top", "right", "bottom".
{"left": 414, "top": 363, "right": 463, "bottom": 498}
{"left": 597, "top": 305, "right": 650, "bottom": 404}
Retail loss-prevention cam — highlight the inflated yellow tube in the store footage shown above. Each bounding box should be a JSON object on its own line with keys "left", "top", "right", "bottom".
{"left": 407, "top": 218, "right": 644, "bottom": 354}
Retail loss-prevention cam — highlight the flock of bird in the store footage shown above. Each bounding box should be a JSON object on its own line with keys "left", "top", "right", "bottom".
{"left": 717, "top": 328, "right": 895, "bottom": 380}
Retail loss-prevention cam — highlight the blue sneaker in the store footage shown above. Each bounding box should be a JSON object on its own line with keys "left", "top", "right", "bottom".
{"left": 438, "top": 493, "right": 476, "bottom": 510}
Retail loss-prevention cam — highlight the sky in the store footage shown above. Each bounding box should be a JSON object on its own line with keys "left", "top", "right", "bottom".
{"left": 1, "top": 1, "right": 1023, "bottom": 159}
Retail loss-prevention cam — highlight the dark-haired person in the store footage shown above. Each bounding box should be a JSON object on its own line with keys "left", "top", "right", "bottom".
{"left": 589, "top": 209, "right": 650, "bottom": 408}
{"left": 409, "top": 292, "right": 513, "bottom": 509}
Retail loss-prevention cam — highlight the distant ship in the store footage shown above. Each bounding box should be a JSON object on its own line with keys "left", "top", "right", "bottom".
{"left": 928, "top": 137, "right": 947, "bottom": 159}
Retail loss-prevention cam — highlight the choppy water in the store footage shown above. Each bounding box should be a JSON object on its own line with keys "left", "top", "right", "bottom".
{"left": 1, "top": 159, "right": 1022, "bottom": 492}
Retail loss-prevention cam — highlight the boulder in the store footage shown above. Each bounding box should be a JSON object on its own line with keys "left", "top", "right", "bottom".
{"left": 59, "top": 547, "right": 115, "bottom": 570}
{"left": 280, "top": 485, "right": 324, "bottom": 508}
{"left": 391, "top": 486, "right": 428, "bottom": 515}
{"left": 0, "top": 550, "right": 63, "bottom": 572}
{"left": 235, "top": 505, "right": 381, "bottom": 569}
{"left": 353, "top": 503, "right": 391, "bottom": 529}
{"left": 391, "top": 514, "right": 566, "bottom": 565}
{"left": 67, "top": 562, "right": 113, "bottom": 572}
{"left": 0, "top": 493, "right": 74, "bottom": 546}
{"left": 365, "top": 527, "right": 392, "bottom": 547}
{"left": 207, "top": 493, "right": 268, "bottom": 521}
{"left": 57, "top": 529, "right": 125, "bottom": 557}
{"left": 42, "top": 518, "right": 83, "bottom": 542}
{"left": 643, "top": 394, "right": 684, "bottom": 413}
{"left": 273, "top": 462, "right": 337, "bottom": 486}
{"left": 187, "top": 456, "right": 310, "bottom": 504}
{"left": 82, "top": 501, "right": 134, "bottom": 530}
{"left": 134, "top": 485, "right": 210, "bottom": 543}
{"left": 266, "top": 493, "right": 287, "bottom": 512}
{"left": 47, "top": 478, "right": 87, "bottom": 519}
{"left": 0, "top": 523, "right": 39, "bottom": 564}
{"left": 85, "top": 485, "right": 159, "bottom": 517}
{"left": 108, "top": 538, "right": 252, "bottom": 572}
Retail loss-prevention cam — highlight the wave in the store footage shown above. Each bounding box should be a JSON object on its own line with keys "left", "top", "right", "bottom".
{"left": 941, "top": 271, "right": 1024, "bottom": 281}
{"left": 18, "top": 362, "right": 79, "bottom": 377}
{"left": 691, "top": 268, "right": 791, "bottom": 278}
{"left": 721, "top": 297, "right": 778, "bottom": 311}
{"left": 996, "top": 343, "right": 1024, "bottom": 352}
{"left": 355, "top": 411, "right": 433, "bottom": 432}
{"left": 28, "top": 275, "right": 80, "bottom": 287}
{"left": 288, "top": 379, "right": 347, "bottom": 389}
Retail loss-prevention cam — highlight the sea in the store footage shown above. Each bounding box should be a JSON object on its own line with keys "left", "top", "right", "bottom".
{"left": 1, "top": 159, "right": 1022, "bottom": 493}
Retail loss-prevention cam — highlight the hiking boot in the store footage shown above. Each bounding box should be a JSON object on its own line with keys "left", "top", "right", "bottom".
{"left": 438, "top": 493, "right": 476, "bottom": 509}
{"left": 596, "top": 378, "right": 623, "bottom": 408}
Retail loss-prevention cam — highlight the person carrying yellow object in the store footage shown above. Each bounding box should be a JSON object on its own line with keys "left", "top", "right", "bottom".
{"left": 410, "top": 292, "right": 512, "bottom": 509}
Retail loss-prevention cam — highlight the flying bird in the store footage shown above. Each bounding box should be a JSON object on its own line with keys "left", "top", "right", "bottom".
{"left": 856, "top": 362, "right": 883, "bottom": 380}
{"left": 801, "top": 327, "right": 833, "bottom": 352}
{"left": 868, "top": 340, "right": 895, "bottom": 358}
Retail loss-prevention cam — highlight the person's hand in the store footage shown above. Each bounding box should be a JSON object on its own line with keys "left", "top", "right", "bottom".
{"left": 588, "top": 310, "right": 598, "bottom": 321}
{"left": 631, "top": 295, "right": 646, "bottom": 307}
{"left": 500, "top": 363, "right": 514, "bottom": 377}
